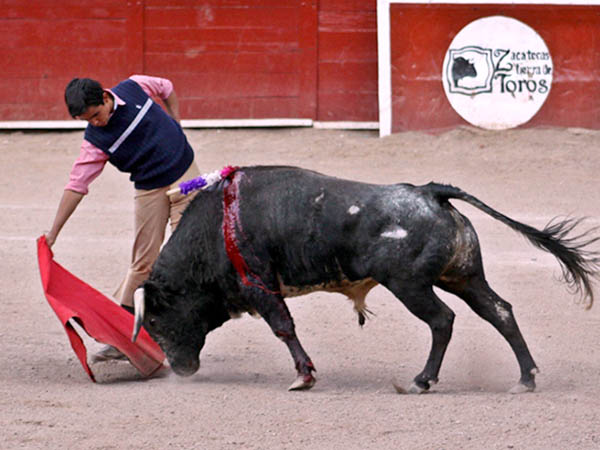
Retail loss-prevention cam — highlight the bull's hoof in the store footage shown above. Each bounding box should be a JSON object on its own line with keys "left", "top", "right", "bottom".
{"left": 509, "top": 381, "right": 536, "bottom": 394}
{"left": 509, "top": 368, "right": 538, "bottom": 394}
{"left": 407, "top": 381, "right": 427, "bottom": 394}
{"left": 288, "top": 373, "right": 316, "bottom": 391}
{"left": 392, "top": 380, "right": 428, "bottom": 394}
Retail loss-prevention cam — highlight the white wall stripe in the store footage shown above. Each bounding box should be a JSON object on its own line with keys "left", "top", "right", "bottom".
{"left": 377, "top": 0, "right": 393, "bottom": 137}
{"left": 181, "top": 118, "right": 312, "bottom": 128}
{"left": 0, "top": 119, "right": 379, "bottom": 130}
{"left": 313, "top": 121, "right": 379, "bottom": 129}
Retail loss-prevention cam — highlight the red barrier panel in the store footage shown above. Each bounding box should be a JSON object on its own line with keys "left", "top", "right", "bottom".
{"left": 387, "top": 3, "right": 600, "bottom": 132}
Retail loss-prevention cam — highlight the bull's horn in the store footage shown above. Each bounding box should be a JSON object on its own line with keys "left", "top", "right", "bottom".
{"left": 132, "top": 287, "right": 145, "bottom": 342}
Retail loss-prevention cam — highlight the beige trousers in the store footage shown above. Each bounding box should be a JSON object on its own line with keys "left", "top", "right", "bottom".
{"left": 113, "top": 162, "right": 201, "bottom": 307}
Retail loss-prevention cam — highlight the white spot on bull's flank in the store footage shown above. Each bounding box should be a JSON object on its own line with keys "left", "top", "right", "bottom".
{"left": 381, "top": 227, "right": 408, "bottom": 239}
{"left": 348, "top": 205, "right": 360, "bottom": 215}
{"left": 314, "top": 193, "right": 325, "bottom": 203}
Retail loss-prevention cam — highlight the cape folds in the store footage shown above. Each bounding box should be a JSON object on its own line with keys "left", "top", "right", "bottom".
{"left": 37, "top": 235, "right": 164, "bottom": 381}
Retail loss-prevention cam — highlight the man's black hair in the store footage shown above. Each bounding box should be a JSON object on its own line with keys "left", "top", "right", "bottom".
{"left": 64, "top": 78, "right": 104, "bottom": 118}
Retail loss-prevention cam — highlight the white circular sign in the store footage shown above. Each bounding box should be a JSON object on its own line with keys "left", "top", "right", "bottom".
{"left": 442, "top": 16, "right": 553, "bottom": 130}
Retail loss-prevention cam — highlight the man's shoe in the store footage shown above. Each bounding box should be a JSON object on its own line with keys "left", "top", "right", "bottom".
{"left": 91, "top": 344, "right": 127, "bottom": 362}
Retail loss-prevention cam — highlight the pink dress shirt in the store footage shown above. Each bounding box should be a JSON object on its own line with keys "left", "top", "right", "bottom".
{"left": 65, "top": 75, "right": 174, "bottom": 194}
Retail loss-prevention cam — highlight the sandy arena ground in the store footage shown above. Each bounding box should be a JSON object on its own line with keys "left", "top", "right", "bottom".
{"left": 1, "top": 126, "right": 600, "bottom": 449}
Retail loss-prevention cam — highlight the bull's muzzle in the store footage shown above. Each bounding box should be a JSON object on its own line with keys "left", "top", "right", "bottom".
{"left": 131, "top": 287, "right": 145, "bottom": 342}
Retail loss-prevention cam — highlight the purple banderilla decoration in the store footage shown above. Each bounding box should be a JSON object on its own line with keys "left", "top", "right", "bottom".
{"left": 177, "top": 165, "right": 238, "bottom": 195}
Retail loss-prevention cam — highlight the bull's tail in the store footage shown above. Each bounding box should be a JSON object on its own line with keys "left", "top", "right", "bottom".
{"left": 425, "top": 183, "right": 600, "bottom": 308}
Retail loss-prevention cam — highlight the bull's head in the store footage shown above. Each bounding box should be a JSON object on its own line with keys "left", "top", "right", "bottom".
{"left": 132, "top": 281, "right": 230, "bottom": 377}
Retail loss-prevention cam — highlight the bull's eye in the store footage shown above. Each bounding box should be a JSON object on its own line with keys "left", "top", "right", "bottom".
{"left": 148, "top": 318, "right": 157, "bottom": 328}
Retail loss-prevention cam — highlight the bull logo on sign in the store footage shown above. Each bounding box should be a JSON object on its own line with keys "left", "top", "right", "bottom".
{"left": 446, "top": 46, "right": 494, "bottom": 95}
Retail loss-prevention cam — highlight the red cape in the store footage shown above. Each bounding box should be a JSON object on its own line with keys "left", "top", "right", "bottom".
{"left": 37, "top": 235, "right": 165, "bottom": 381}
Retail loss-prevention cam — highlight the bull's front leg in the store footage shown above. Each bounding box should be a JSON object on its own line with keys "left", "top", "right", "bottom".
{"left": 252, "top": 292, "right": 316, "bottom": 391}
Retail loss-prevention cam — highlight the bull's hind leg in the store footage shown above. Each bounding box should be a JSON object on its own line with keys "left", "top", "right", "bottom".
{"left": 386, "top": 283, "right": 456, "bottom": 393}
{"left": 251, "top": 292, "right": 316, "bottom": 391}
{"left": 438, "top": 275, "right": 539, "bottom": 393}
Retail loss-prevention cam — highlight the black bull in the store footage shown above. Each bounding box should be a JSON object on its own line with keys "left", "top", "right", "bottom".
{"left": 132, "top": 166, "right": 599, "bottom": 393}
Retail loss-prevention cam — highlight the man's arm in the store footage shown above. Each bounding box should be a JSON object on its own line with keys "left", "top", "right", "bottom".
{"left": 46, "top": 140, "right": 107, "bottom": 248}
{"left": 45, "top": 189, "right": 84, "bottom": 248}
{"left": 129, "top": 74, "right": 180, "bottom": 122}
{"left": 162, "top": 90, "right": 181, "bottom": 123}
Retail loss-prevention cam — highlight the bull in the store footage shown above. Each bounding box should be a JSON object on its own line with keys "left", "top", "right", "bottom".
{"left": 451, "top": 56, "right": 477, "bottom": 88}
{"left": 132, "top": 166, "right": 599, "bottom": 393}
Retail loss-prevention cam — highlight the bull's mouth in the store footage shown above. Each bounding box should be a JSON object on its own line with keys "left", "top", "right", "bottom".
{"left": 169, "top": 357, "right": 200, "bottom": 377}
{"left": 167, "top": 355, "right": 200, "bottom": 377}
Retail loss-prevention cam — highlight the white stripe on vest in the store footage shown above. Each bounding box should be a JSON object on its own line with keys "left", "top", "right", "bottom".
{"left": 107, "top": 98, "right": 153, "bottom": 154}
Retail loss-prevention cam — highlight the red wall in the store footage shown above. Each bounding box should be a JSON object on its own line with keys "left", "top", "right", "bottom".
{"left": 144, "top": 0, "right": 318, "bottom": 119}
{"left": 2, "top": 1, "right": 597, "bottom": 131}
{"left": 389, "top": 4, "right": 600, "bottom": 132}
{"left": 0, "top": 0, "right": 377, "bottom": 123}
{"left": 317, "top": 0, "right": 378, "bottom": 122}
{"left": 0, "top": 0, "right": 143, "bottom": 120}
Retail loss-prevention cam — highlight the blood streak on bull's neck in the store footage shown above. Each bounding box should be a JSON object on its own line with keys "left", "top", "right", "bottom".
{"left": 222, "top": 171, "right": 280, "bottom": 295}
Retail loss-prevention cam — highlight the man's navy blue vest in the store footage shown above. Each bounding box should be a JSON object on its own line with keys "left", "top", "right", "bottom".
{"left": 84, "top": 79, "right": 193, "bottom": 190}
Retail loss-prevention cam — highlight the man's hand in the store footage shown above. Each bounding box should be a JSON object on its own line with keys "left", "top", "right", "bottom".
{"left": 45, "top": 232, "right": 57, "bottom": 248}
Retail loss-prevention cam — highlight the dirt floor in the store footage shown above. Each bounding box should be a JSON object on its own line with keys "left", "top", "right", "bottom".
{"left": 2, "top": 126, "right": 600, "bottom": 449}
